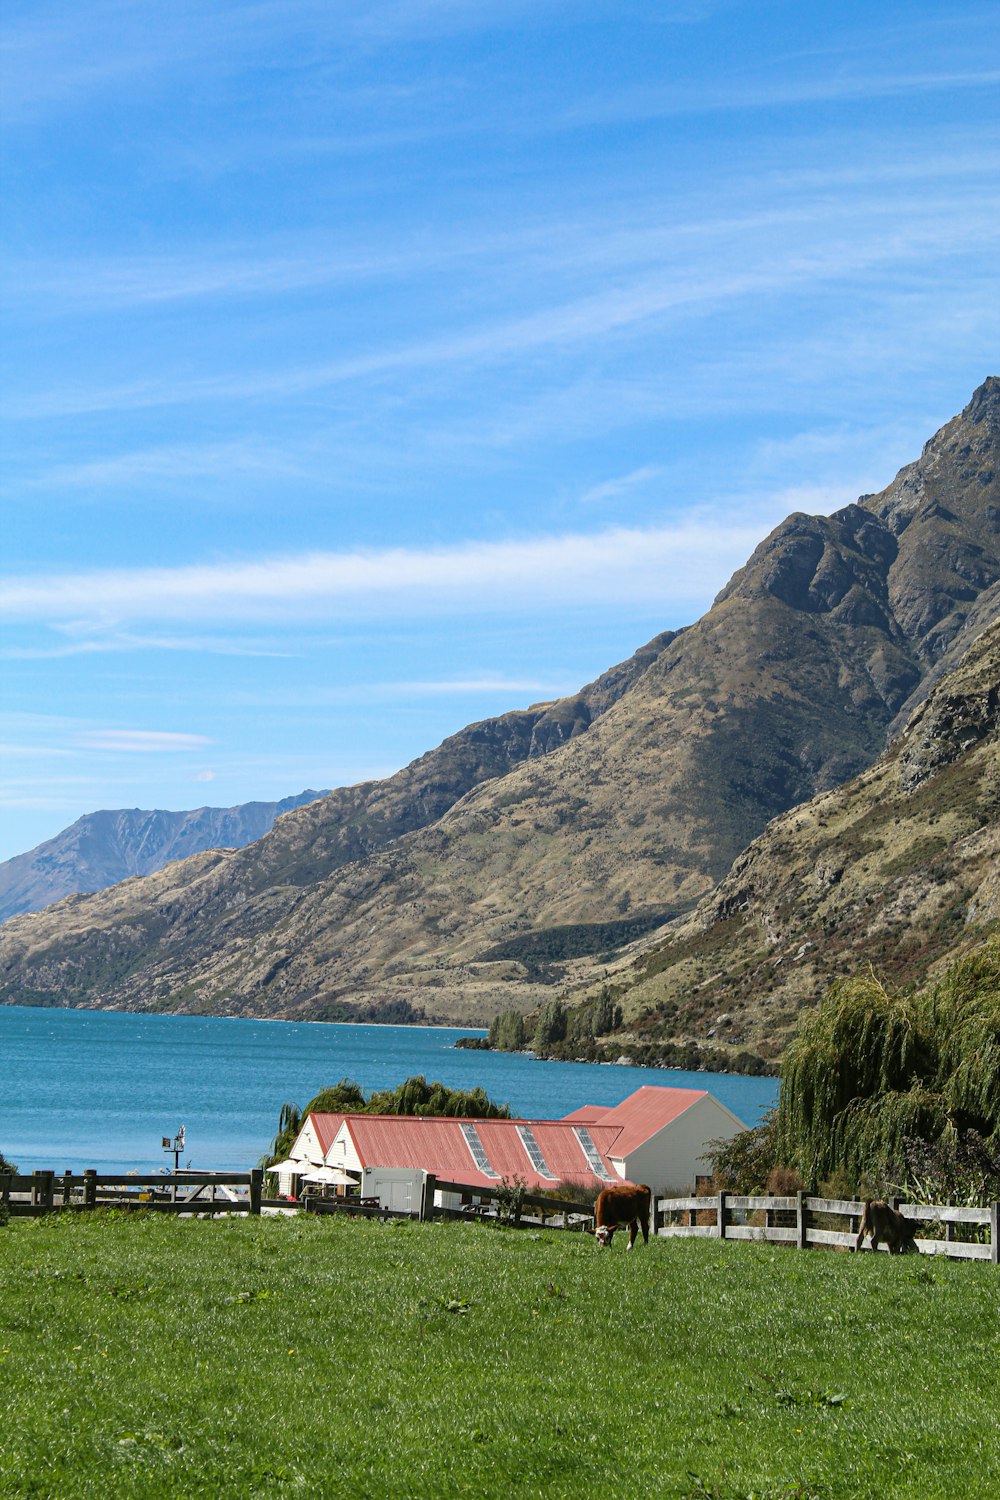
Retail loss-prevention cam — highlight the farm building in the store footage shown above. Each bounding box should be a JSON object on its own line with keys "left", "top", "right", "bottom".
{"left": 276, "top": 1085, "right": 747, "bottom": 1205}
{"left": 562, "top": 1086, "right": 748, "bottom": 1193}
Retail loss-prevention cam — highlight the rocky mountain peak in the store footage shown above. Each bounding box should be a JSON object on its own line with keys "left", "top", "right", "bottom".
{"left": 0, "top": 382, "right": 996, "bottom": 1036}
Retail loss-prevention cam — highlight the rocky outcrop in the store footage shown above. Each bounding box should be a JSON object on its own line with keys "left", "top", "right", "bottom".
{"left": 588, "top": 616, "right": 1000, "bottom": 1063}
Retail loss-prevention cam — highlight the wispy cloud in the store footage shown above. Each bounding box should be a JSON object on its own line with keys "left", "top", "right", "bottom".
{"left": 562, "top": 66, "right": 1000, "bottom": 130}
{"left": 0, "top": 515, "right": 785, "bottom": 628}
{"left": 391, "top": 677, "right": 559, "bottom": 696}
{"left": 72, "top": 730, "right": 213, "bottom": 753}
{"left": 9, "top": 186, "right": 995, "bottom": 422}
{"left": 0, "top": 0, "right": 605, "bottom": 124}
{"left": 225, "top": 677, "right": 574, "bottom": 709}
{"left": 33, "top": 441, "right": 310, "bottom": 489}
{"left": 12, "top": 139, "right": 998, "bottom": 320}
{"left": 578, "top": 466, "right": 664, "bottom": 507}
{"left": 0, "top": 631, "right": 293, "bottom": 661}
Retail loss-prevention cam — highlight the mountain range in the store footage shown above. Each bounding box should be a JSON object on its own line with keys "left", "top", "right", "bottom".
{"left": 1, "top": 378, "right": 997, "bottom": 1061}
{"left": 0, "top": 792, "right": 328, "bottom": 924}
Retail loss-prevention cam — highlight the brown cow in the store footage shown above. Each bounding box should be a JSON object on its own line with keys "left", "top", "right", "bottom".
{"left": 854, "top": 1200, "right": 919, "bottom": 1255}
{"left": 589, "top": 1183, "right": 651, "bottom": 1249}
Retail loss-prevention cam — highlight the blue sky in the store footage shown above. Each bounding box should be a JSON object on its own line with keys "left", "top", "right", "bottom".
{"left": 1, "top": 0, "right": 998, "bottom": 862}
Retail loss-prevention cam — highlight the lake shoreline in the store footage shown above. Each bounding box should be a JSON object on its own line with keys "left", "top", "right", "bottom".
{"left": 3, "top": 1004, "right": 778, "bottom": 1175}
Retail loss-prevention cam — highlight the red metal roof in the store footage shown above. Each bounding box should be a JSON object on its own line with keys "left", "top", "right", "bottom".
{"left": 310, "top": 1113, "right": 348, "bottom": 1156}
{"left": 568, "top": 1086, "right": 708, "bottom": 1159}
{"left": 337, "top": 1115, "right": 621, "bottom": 1192}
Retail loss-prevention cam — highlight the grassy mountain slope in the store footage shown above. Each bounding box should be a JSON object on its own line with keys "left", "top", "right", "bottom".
{"left": 0, "top": 380, "right": 997, "bottom": 1027}
{"left": 575, "top": 614, "right": 1000, "bottom": 1066}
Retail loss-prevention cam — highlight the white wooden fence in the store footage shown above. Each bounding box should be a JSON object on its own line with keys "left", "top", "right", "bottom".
{"left": 654, "top": 1190, "right": 999, "bottom": 1263}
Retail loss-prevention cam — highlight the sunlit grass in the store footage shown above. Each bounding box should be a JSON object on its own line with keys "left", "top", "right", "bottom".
{"left": 0, "top": 1212, "right": 996, "bottom": 1498}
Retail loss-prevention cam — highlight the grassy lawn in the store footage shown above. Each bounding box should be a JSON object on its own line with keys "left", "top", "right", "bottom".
{"left": 0, "top": 1212, "right": 997, "bottom": 1498}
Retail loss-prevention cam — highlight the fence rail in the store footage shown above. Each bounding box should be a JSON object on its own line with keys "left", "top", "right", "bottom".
{"left": 5, "top": 1169, "right": 994, "bottom": 1260}
{"left": 0, "top": 1167, "right": 593, "bottom": 1231}
{"left": 655, "top": 1191, "right": 999, "bottom": 1263}
{"left": 0, "top": 1169, "right": 264, "bottom": 1217}
{"left": 421, "top": 1174, "right": 595, "bottom": 1228}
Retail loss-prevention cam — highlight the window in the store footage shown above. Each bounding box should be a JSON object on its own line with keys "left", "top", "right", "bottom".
{"left": 573, "top": 1126, "right": 615, "bottom": 1181}
{"left": 517, "top": 1126, "right": 556, "bottom": 1179}
{"left": 460, "top": 1122, "right": 499, "bottom": 1178}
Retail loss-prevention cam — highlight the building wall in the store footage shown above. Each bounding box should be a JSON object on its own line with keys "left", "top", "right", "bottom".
{"left": 290, "top": 1117, "right": 326, "bottom": 1165}
{"left": 330, "top": 1122, "right": 363, "bottom": 1174}
{"left": 617, "top": 1096, "right": 747, "bottom": 1194}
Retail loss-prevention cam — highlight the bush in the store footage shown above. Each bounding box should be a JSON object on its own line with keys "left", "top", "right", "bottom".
{"left": 894, "top": 1129, "right": 1000, "bottom": 1208}
{"left": 705, "top": 1111, "right": 781, "bottom": 1193}
{"left": 492, "top": 1174, "right": 527, "bottom": 1226}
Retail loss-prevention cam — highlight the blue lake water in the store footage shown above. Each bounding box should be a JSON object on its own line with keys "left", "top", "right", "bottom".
{"left": 1, "top": 1005, "right": 777, "bottom": 1173}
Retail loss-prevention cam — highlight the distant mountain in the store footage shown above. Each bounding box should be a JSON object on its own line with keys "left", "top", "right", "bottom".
{"left": 564, "top": 611, "right": 1000, "bottom": 1067}
{"left": 0, "top": 379, "right": 996, "bottom": 1038}
{"left": 0, "top": 792, "right": 329, "bottom": 924}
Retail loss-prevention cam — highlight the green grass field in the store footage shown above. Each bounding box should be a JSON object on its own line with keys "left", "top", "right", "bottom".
{"left": 0, "top": 1212, "right": 996, "bottom": 1498}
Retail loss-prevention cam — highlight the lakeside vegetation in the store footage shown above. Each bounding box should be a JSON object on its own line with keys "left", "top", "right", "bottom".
{"left": 709, "top": 938, "right": 1000, "bottom": 1201}
{"left": 1, "top": 1211, "right": 997, "bottom": 1499}
{"left": 482, "top": 986, "right": 775, "bottom": 1075}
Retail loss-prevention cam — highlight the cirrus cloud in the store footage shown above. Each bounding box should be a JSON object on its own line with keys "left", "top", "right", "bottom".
{"left": 0, "top": 511, "right": 799, "bottom": 629}
{"left": 72, "top": 730, "right": 213, "bottom": 753}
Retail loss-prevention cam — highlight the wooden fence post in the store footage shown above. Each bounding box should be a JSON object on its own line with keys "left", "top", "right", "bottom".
{"left": 83, "top": 1170, "right": 96, "bottom": 1209}
{"left": 796, "top": 1191, "right": 808, "bottom": 1250}
{"left": 62, "top": 1170, "right": 75, "bottom": 1208}
{"left": 249, "top": 1168, "right": 262, "bottom": 1216}
{"left": 651, "top": 1195, "right": 661, "bottom": 1236}
{"left": 420, "top": 1173, "right": 437, "bottom": 1222}
{"left": 991, "top": 1202, "right": 999, "bottom": 1266}
{"left": 0, "top": 1173, "right": 11, "bottom": 1206}
{"left": 716, "top": 1190, "right": 729, "bottom": 1241}
{"left": 32, "top": 1171, "right": 55, "bottom": 1212}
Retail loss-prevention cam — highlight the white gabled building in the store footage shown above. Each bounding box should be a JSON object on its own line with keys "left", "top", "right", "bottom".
{"left": 281, "top": 1084, "right": 749, "bottom": 1201}
{"left": 563, "top": 1085, "right": 748, "bottom": 1194}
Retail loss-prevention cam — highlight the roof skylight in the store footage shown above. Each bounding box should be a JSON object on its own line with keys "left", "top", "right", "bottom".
{"left": 460, "top": 1122, "right": 499, "bottom": 1178}
{"left": 573, "top": 1126, "right": 615, "bottom": 1181}
{"left": 517, "top": 1125, "right": 556, "bottom": 1179}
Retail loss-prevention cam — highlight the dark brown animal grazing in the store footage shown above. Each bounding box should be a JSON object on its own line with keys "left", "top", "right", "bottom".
{"left": 589, "top": 1183, "right": 651, "bottom": 1249}
{"left": 854, "top": 1200, "right": 919, "bottom": 1255}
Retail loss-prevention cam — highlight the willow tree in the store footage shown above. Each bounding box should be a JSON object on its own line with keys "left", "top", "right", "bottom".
{"left": 778, "top": 938, "right": 1000, "bottom": 1190}
{"left": 925, "top": 940, "right": 1000, "bottom": 1141}
{"left": 779, "top": 971, "right": 931, "bottom": 1184}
